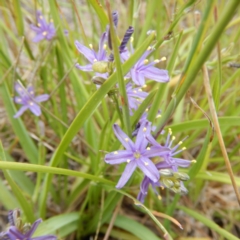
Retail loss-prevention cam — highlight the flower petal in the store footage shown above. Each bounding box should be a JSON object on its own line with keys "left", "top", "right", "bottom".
{"left": 8, "top": 226, "right": 24, "bottom": 239}
{"left": 75, "top": 40, "right": 95, "bottom": 63}
{"left": 173, "top": 157, "right": 191, "bottom": 168}
{"left": 138, "top": 157, "right": 159, "bottom": 182}
{"left": 140, "top": 176, "right": 151, "bottom": 194}
{"left": 135, "top": 121, "right": 151, "bottom": 150}
{"left": 105, "top": 150, "right": 133, "bottom": 164}
{"left": 155, "top": 161, "right": 172, "bottom": 169}
{"left": 75, "top": 63, "right": 93, "bottom": 72}
{"left": 116, "top": 160, "right": 137, "bottom": 189}
{"left": 35, "top": 94, "right": 49, "bottom": 102}
{"left": 33, "top": 33, "right": 45, "bottom": 42}
{"left": 14, "top": 105, "right": 29, "bottom": 118}
{"left": 143, "top": 67, "right": 169, "bottom": 82}
{"left": 143, "top": 146, "right": 170, "bottom": 158}
{"left": 14, "top": 82, "right": 25, "bottom": 96}
{"left": 97, "top": 32, "right": 107, "bottom": 60}
{"left": 113, "top": 124, "right": 135, "bottom": 151}
{"left": 25, "top": 219, "right": 42, "bottom": 237}
{"left": 29, "top": 103, "right": 41, "bottom": 116}
{"left": 137, "top": 191, "right": 147, "bottom": 204}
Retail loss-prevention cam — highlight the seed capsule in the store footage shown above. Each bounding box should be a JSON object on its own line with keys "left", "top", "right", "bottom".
{"left": 92, "top": 61, "right": 108, "bottom": 73}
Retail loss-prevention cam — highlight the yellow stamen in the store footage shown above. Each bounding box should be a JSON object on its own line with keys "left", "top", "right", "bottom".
{"left": 114, "top": 151, "right": 118, "bottom": 155}
{"left": 154, "top": 59, "right": 160, "bottom": 63}
{"left": 145, "top": 108, "right": 149, "bottom": 112}
{"left": 125, "top": 138, "right": 129, "bottom": 142}
{"left": 178, "top": 141, "right": 183, "bottom": 145}
{"left": 156, "top": 114, "right": 161, "bottom": 118}
{"left": 160, "top": 56, "right": 167, "bottom": 61}
{"left": 127, "top": 159, "right": 131, "bottom": 163}
{"left": 143, "top": 84, "right": 147, "bottom": 88}
{"left": 191, "top": 160, "right": 197, "bottom": 163}
{"left": 147, "top": 46, "right": 152, "bottom": 51}
{"left": 182, "top": 147, "right": 186, "bottom": 150}
{"left": 172, "top": 136, "right": 176, "bottom": 141}
{"left": 37, "top": 23, "right": 41, "bottom": 27}
{"left": 146, "top": 147, "right": 151, "bottom": 150}
{"left": 29, "top": 102, "right": 34, "bottom": 106}
{"left": 143, "top": 127, "right": 147, "bottom": 132}
{"left": 144, "top": 59, "right": 149, "bottom": 64}
{"left": 89, "top": 44, "right": 93, "bottom": 49}
{"left": 42, "top": 31, "right": 47, "bottom": 36}
{"left": 103, "top": 44, "right": 107, "bottom": 49}
{"left": 39, "top": 15, "right": 43, "bottom": 19}
{"left": 144, "top": 162, "right": 149, "bottom": 166}
{"left": 130, "top": 37, "right": 134, "bottom": 42}
{"left": 158, "top": 195, "right": 162, "bottom": 200}
{"left": 138, "top": 89, "right": 142, "bottom": 92}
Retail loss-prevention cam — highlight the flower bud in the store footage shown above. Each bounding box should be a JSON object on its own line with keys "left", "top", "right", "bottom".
{"left": 92, "top": 76, "right": 106, "bottom": 85}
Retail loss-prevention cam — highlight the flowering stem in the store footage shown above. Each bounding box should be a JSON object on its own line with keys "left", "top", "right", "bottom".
{"left": 106, "top": 0, "right": 131, "bottom": 136}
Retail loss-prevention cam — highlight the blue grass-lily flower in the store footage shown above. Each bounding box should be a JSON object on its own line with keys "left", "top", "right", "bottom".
{"left": 6, "top": 219, "right": 56, "bottom": 240}
{"left": 147, "top": 128, "right": 191, "bottom": 172}
{"left": 14, "top": 82, "right": 49, "bottom": 118}
{"left": 105, "top": 121, "right": 169, "bottom": 188}
{"left": 30, "top": 11, "right": 56, "bottom": 42}
{"left": 121, "top": 44, "right": 169, "bottom": 86}
{"left": 75, "top": 32, "right": 108, "bottom": 78}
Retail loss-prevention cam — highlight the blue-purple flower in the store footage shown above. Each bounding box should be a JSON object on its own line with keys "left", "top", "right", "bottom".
{"left": 75, "top": 32, "right": 108, "bottom": 78}
{"left": 30, "top": 11, "right": 56, "bottom": 42}
{"left": 126, "top": 83, "right": 148, "bottom": 115}
{"left": 147, "top": 128, "right": 191, "bottom": 172}
{"left": 7, "top": 219, "right": 56, "bottom": 240}
{"left": 121, "top": 45, "right": 169, "bottom": 86}
{"left": 105, "top": 121, "right": 169, "bottom": 188}
{"left": 14, "top": 82, "right": 49, "bottom": 118}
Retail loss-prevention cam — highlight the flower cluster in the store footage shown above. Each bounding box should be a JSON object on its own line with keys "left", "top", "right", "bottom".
{"left": 105, "top": 121, "right": 193, "bottom": 203}
{"left": 0, "top": 209, "right": 57, "bottom": 240}
{"left": 74, "top": 11, "right": 169, "bottom": 115}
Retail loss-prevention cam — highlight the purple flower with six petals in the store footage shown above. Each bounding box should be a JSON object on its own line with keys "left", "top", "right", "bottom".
{"left": 147, "top": 128, "right": 191, "bottom": 172}
{"left": 14, "top": 82, "right": 49, "bottom": 118}
{"left": 7, "top": 219, "right": 56, "bottom": 240}
{"left": 75, "top": 32, "right": 108, "bottom": 78}
{"left": 105, "top": 121, "right": 169, "bottom": 188}
{"left": 121, "top": 46, "right": 169, "bottom": 86}
{"left": 30, "top": 11, "right": 56, "bottom": 42}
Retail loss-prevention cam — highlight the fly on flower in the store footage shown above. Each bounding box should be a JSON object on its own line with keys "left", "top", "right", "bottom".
{"left": 13, "top": 82, "right": 49, "bottom": 118}
{"left": 30, "top": 11, "right": 56, "bottom": 42}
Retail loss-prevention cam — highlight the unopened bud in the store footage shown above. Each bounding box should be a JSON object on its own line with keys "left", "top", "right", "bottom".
{"left": 92, "top": 76, "right": 106, "bottom": 85}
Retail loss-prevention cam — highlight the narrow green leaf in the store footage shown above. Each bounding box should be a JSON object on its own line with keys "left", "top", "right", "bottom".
{"left": 178, "top": 206, "right": 239, "bottom": 240}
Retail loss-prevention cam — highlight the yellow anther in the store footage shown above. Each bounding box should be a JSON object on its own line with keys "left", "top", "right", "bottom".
{"left": 143, "top": 84, "right": 147, "bottom": 88}
{"left": 147, "top": 46, "right": 152, "bottom": 51}
{"left": 145, "top": 108, "right": 149, "bottom": 112}
{"left": 42, "top": 31, "right": 47, "bottom": 36}
{"left": 93, "top": 59, "right": 97, "bottom": 62}
{"left": 114, "top": 151, "right": 118, "bottom": 155}
{"left": 130, "top": 37, "right": 134, "bottom": 42}
{"left": 50, "top": 19, "right": 53, "bottom": 22}
{"left": 161, "top": 186, "right": 164, "bottom": 190}
{"left": 37, "top": 23, "right": 41, "bottom": 27}
{"left": 39, "top": 15, "right": 43, "bottom": 19}
{"left": 103, "top": 44, "right": 107, "bottom": 49}
{"left": 160, "top": 56, "right": 167, "bottom": 61}
{"left": 158, "top": 195, "right": 162, "bottom": 200}
{"left": 29, "top": 102, "right": 34, "bottom": 106}
{"left": 138, "top": 89, "right": 142, "bottom": 92}
{"left": 147, "top": 147, "right": 151, "bottom": 150}
{"left": 89, "top": 44, "right": 93, "bottom": 49}
{"left": 143, "top": 127, "right": 147, "bottom": 132}
{"left": 154, "top": 59, "right": 160, "bottom": 63}
{"left": 127, "top": 159, "right": 131, "bottom": 163}
{"left": 182, "top": 147, "right": 186, "bottom": 150}
{"left": 178, "top": 141, "right": 183, "bottom": 145}
{"left": 144, "top": 59, "right": 149, "bottom": 64}
{"left": 172, "top": 136, "right": 176, "bottom": 141}
{"left": 156, "top": 114, "right": 161, "bottom": 118}
{"left": 191, "top": 160, "right": 197, "bottom": 163}
{"left": 144, "top": 162, "right": 149, "bottom": 166}
{"left": 125, "top": 138, "right": 129, "bottom": 142}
